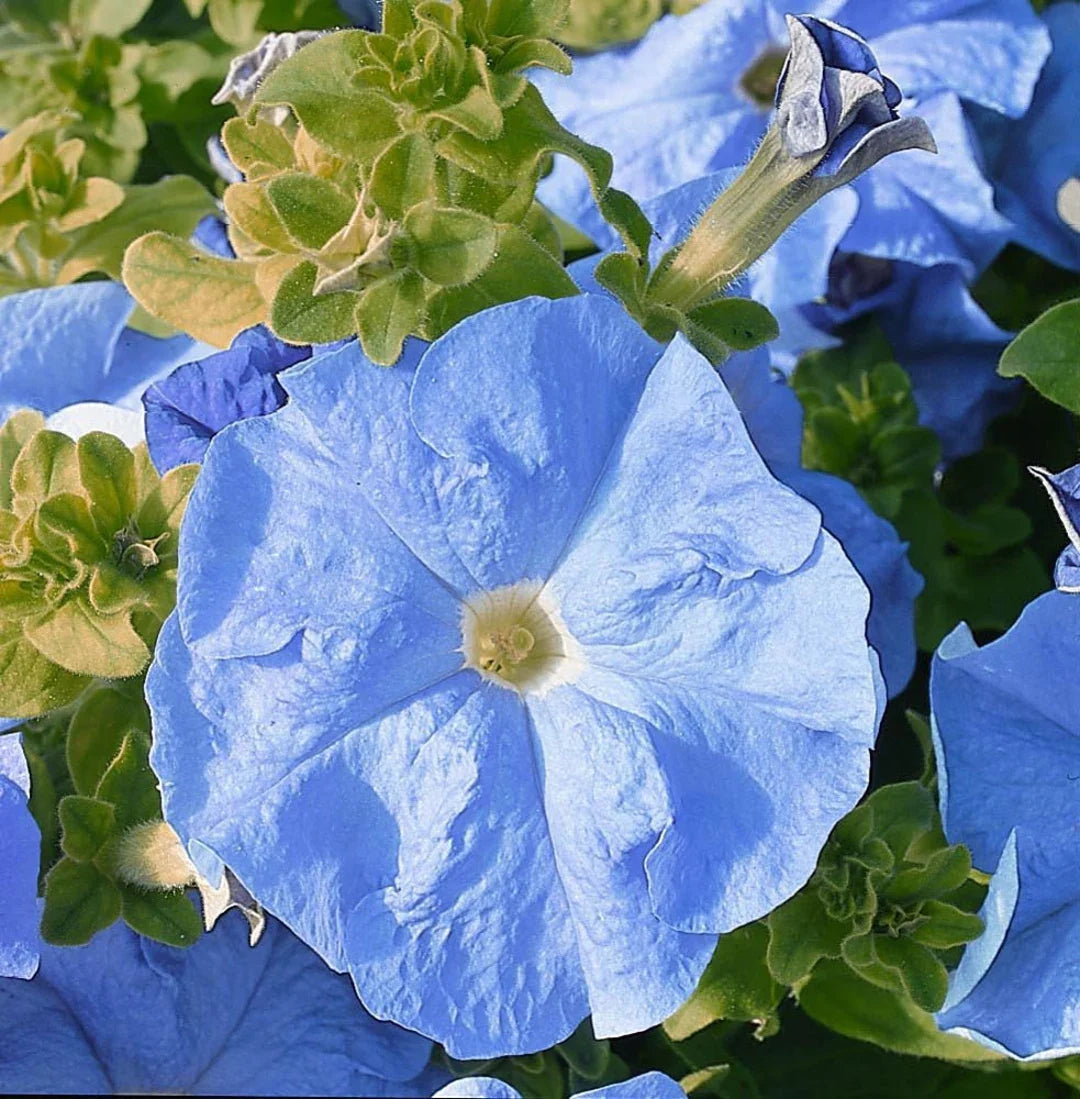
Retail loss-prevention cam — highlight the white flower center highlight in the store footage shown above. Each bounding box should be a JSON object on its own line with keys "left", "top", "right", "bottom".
{"left": 462, "top": 580, "right": 581, "bottom": 692}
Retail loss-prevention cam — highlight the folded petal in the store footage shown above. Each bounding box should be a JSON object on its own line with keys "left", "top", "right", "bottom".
{"left": 547, "top": 335, "right": 881, "bottom": 744}
{"left": 525, "top": 685, "right": 715, "bottom": 1037}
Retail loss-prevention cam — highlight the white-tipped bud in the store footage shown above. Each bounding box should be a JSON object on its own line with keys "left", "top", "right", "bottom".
{"left": 112, "top": 820, "right": 198, "bottom": 891}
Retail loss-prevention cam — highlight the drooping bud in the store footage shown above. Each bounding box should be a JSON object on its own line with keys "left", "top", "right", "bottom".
{"left": 649, "top": 15, "right": 936, "bottom": 312}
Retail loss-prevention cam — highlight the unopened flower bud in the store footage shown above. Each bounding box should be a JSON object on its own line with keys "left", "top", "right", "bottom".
{"left": 651, "top": 15, "right": 936, "bottom": 312}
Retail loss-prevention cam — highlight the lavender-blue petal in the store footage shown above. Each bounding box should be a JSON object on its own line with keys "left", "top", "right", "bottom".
{"left": 0, "top": 735, "right": 39, "bottom": 979}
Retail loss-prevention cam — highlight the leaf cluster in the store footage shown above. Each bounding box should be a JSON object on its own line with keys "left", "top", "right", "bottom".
{"left": 0, "top": 0, "right": 238, "bottom": 184}
{"left": 0, "top": 410, "right": 196, "bottom": 718}
{"left": 793, "top": 327, "right": 1048, "bottom": 650}
{"left": 0, "top": 109, "right": 214, "bottom": 295}
{"left": 123, "top": 0, "right": 658, "bottom": 363}
{"left": 595, "top": 248, "right": 780, "bottom": 365}
{"left": 18, "top": 677, "right": 202, "bottom": 949}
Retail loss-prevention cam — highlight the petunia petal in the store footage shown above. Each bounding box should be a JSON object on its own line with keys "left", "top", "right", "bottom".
{"left": 0, "top": 735, "right": 40, "bottom": 979}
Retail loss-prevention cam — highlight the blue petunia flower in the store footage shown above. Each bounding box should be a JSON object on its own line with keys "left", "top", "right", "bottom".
{"left": 147, "top": 295, "right": 883, "bottom": 1058}
{"left": 143, "top": 327, "right": 311, "bottom": 472}
{"left": 1030, "top": 464, "right": 1080, "bottom": 592}
{"left": 0, "top": 282, "right": 211, "bottom": 430}
{"left": 802, "top": 258, "right": 1014, "bottom": 459}
{"left": 434, "top": 1072, "right": 685, "bottom": 1099}
{"left": 535, "top": 0, "right": 1048, "bottom": 275}
{"left": 931, "top": 593, "right": 1080, "bottom": 1059}
{"left": 0, "top": 734, "right": 40, "bottom": 980}
{"left": 972, "top": 4, "right": 1080, "bottom": 272}
{"left": 0, "top": 913, "right": 438, "bottom": 1095}
{"left": 576, "top": 181, "right": 922, "bottom": 696}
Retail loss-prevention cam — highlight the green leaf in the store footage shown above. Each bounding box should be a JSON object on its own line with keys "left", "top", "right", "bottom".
{"left": 555, "top": 1021, "right": 610, "bottom": 1083}
{"left": 798, "top": 958, "right": 1004, "bottom": 1063}
{"left": 665, "top": 923, "right": 782, "bottom": 1041}
{"left": 485, "top": 0, "right": 569, "bottom": 38}
{"left": 404, "top": 203, "right": 498, "bottom": 287}
{"left": 266, "top": 172, "right": 355, "bottom": 251}
{"left": 0, "top": 410, "right": 45, "bottom": 509}
{"left": 270, "top": 261, "right": 359, "bottom": 345}
{"left": 998, "top": 298, "right": 1080, "bottom": 413}
{"left": 254, "top": 31, "right": 401, "bottom": 161}
{"left": 221, "top": 116, "right": 296, "bottom": 180}
{"left": 41, "top": 857, "right": 122, "bottom": 945}
{"left": 424, "top": 224, "right": 577, "bottom": 339}
{"left": 868, "top": 935, "right": 950, "bottom": 1014}
{"left": 594, "top": 252, "right": 647, "bottom": 317}
{"left": 93, "top": 730, "right": 161, "bottom": 828}
{"left": 123, "top": 231, "right": 266, "bottom": 348}
{"left": 25, "top": 599, "right": 150, "bottom": 680}
{"left": 685, "top": 297, "right": 780, "bottom": 351}
{"left": 77, "top": 432, "right": 136, "bottom": 538}
{"left": 120, "top": 884, "right": 202, "bottom": 948}
{"left": 354, "top": 271, "right": 426, "bottom": 366}
{"left": 10, "top": 430, "right": 80, "bottom": 516}
{"left": 370, "top": 133, "right": 437, "bottom": 221}
{"left": 909, "top": 900, "right": 984, "bottom": 950}
{"left": 59, "top": 794, "right": 116, "bottom": 861}
{"left": 58, "top": 176, "right": 216, "bottom": 285}
{"left": 70, "top": 0, "right": 155, "bottom": 37}
{"left": 67, "top": 682, "right": 149, "bottom": 797}
{"left": 767, "top": 888, "right": 850, "bottom": 986}
{"left": 885, "top": 845, "right": 971, "bottom": 905}
{"left": 223, "top": 182, "right": 297, "bottom": 254}
{"left": 0, "top": 635, "right": 89, "bottom": 719}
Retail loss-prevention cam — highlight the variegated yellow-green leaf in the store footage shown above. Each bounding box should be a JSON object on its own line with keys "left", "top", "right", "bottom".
{"left": 123, "top": 231, "right": 266, "bottom": 347}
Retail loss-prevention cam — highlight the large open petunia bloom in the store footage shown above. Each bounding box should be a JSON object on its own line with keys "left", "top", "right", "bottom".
{"left": 930, "top": 462, "right": 1080, "bottom": 1059}
{"left": 0, "top": 734, "right": 40, "bottom": 979}
{"left": 148, "top": 295, "right": 884, "bottom": 1058}
{"left": 0, "top": 913, "right": 438, "bottom": 1095}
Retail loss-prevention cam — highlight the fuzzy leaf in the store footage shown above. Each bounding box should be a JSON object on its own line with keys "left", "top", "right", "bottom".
{"left": 59, "top": 795, "right": 117, "bottom": 861}
{"left": 10, "top": 430, "right": 80, "bottom": 516}
{"left": 94, "top": 730, "right": 160, "bottom": 827}
{"left": 665, "top": 923, "right": 782, "bottom": 1040}
{"left": 77, "top": 432, "right": 137, "bottom": 538}
{"left": 123, "top": 231, "right": 266, "bottom": 348}
{"left": 265, "top": 172, "right": 354, "bottom": 251}
{"left": 869, "top": 935, "right": 949, "bottom": 1014}
{"left": 355, "top": 271, "right": 426, "bottom": 366}
{"left": 119, "top": 884, "right": 203, "bottom": 948}
{"left": 223, "top": 182, "right": 296, "bottom": 254}
{"left": 0, "top": 634, "right": 88, "bottom": 718}
{"left": 25, "top": 599, "right": 150, "bottom": 680}
{"left": 41, "top": 858, "right": 122, "bottom": 946}
{"left": 404, "top": 203, "right": 498, "bottom": 287}
{"left": 221, "top": 116, "right": 296, "bottom": 180}
{"left": 685, "top": 297, "right": 780, "bottom": 351}
{"left": 58, "top": 176, "right": 216, "bottom": 285}
{"left": 254, "top": 31, "right": 401, "bottom": 161}
{"left": 0, "top": 411, "right": 45, "bottom": 510}
{"left": 767, "top": 888, "right": 848, "bottom": 985}
{"left": 370, "top": 133, "right": 436, "bottom": 221}
{"left": 908, "top": 900, "right": 984, "bottom": 950}
{"left": 270, "top": 261, "right": 359, "bottom": 345}
{"left": 67, "top": 682, "right": 149, "bottom": 797}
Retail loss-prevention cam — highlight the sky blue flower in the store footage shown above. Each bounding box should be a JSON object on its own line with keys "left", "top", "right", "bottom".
{"left": 143, "top": 327, "right": 310, "bottom": 472}
{"left": 803, "top": 258, "right": 1014, "bottom": 459}
{"left": 0, "top": 913, "right": 438, "bottom": 1095}
{"left": 147, "top": 294, "right": 883, "bottom": 1058}
{"left": 0, "top": 734, "right": 40, "bottom": 980}
{"left": 535, "top": 0, "right": 1048, "bottom": 276}
{"left": 930, "top": 591, "right": 1080, "bottom": 1059}
{"left": 0, "top": 283, "right": 208, "bottom": 427}
{"left": 434, "top": 1072, "right": 685, "bottom": 1099}
{"left": 972, "top": 4, "right": 1080, "bottom": 272}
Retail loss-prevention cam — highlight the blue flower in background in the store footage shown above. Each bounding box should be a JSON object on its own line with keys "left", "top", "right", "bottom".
{"left": 0, "top": 914, "right": 438, "bottom": 1095}
{"left": 147, "top": 295, "right": 882, "bottom": 1058}
{"left": 972, "top": 4, "right": 1080, "bottom": 272}
{"left": 536, "top": 0, "right": 1048, "bottom": 275}
{"left": 144, "top": 327, "right": 310, "bottom": 472}
{"left": 803, "top": 258, "right": 1015, "bottom": 459}
{"left": 931, "top": 591, "right": 1080, "bottom": 1059}
{"left": 0, "top": 735, "right": 40, "bottom": 980}
{"left": 434, "top": 1072, "right": 685, "bottom": 1099}
{"left": 0, "top": 282, "right": 209, "bottom": 429}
